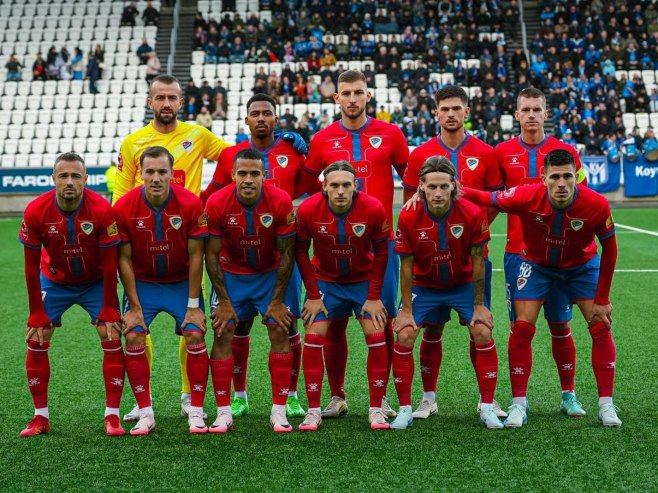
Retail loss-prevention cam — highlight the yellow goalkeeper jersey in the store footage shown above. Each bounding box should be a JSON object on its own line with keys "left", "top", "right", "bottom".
{"left": 112, "top": 121, "right": 230, "bottom": 203}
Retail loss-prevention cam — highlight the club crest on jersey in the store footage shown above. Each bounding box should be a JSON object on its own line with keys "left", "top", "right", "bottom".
{"left": 517, "top": 277, "right": 528, "bottom": 290}
{"left": 170, "top": 216, "right": 182, "bottom": 230}
{"left": 369, "top": 137, "right": 382, "bottom": 149}
{"left": 260, "top": 214, "right": 274, "bottom": 228}
{"left": 606, "top": 215, "right": 614, "bottom": 229}
{"left": 570, "top": 219, "right": 584, "bottom": 231}
{"left": 182, "top": 140, "right": 193, "bottom": 152}
{"left": 450, "top": 225, "right": 464, "bottom": 238}
{"left": 276, "top": 156, "right": 289, "bottom": 168}
{"left": 80, "top": 222, "right": 94, "bottom": 235}
{"left": 466, "top": 158, "right": 479, "bottom": 170}
{"left": 352, "top": 224, "right": 366, "bottom": 237}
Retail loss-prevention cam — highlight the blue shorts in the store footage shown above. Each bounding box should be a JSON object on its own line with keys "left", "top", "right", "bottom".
{"left": 309, "top": 279, "right": 373, "bottom": 322}
{"left": 484, "top": 256, "right": 493, "bottom": 307}
{"left": 515, "top": 256, "right": 600, "bottom": 309}
{"left": 403, "top": 283, "right": 478, "bottom": 327}
{"left": 381, "top": 239, "right": 400, "bottom": 314}
{"left": 123, "top": 279, "right": 205, "bottom": 335}
{"left": 41, "top": 274, "right": 103, "bottom": 325}
{"left": 210, "top": 269, "right": 300, "bottom": 327}
{"left": 504, "top": 252, "right": 573, "bottom": 323}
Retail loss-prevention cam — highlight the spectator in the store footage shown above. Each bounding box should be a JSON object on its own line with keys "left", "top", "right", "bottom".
{"left": 319, "top": 75, "right": 335, "bottom": 102}
{"left": 93, "top": 45, "right": 105, "bottom": 78}
{"left": 376, "top": 105, "right": 391, "bottom": 123}
{"left": 230, "top": 37, "right": 246, "bottom": 63}
{"left": 32, "top": 52, "right": 47, "bottom": 81}
{"left": 145, "top": 52, "right": 161, "bottom": 85}
{"left": 121, "top": 1, "right": 139, "bottom": 27}
{"left": 307, "top": 77, "right": 321, "bottom": 103}
{"left": 5, "top": 54, "right": 23, "bottom": 81}
{"left": 71, "top": 48, "right": 84, "bottom": 80}
{"left": 142, "top": 0, "right": 160, "bottom": 26}
{"left": 211, "top": 92, "right": 228, "bottom": 120}
{"left": 196, "top": 106, "right": 213, "bottom": 130}
{"left": 86, "top": 54, "right": 100, "bottom": 94}
{"left": 137, "top": 39, "right": 154, "bottom": 65}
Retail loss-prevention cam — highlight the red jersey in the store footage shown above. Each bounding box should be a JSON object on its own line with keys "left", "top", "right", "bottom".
{"left": 402, "top": 134, "right": 503, "bottom": 191}
{"left": 490, "top": 183, "right": 615, "bottom": 269}
{"left": 303, "top": 117, "right": 408, "bottom": 234}
{"left": 296, "top": 191, "right": 389, "bottom": 284}
{"left": 19, "top": 189, "right": 119, "bottom": 285}
{"left": 495, "top": 135, "right": 586, "bottom": 254}
{"left": 206, "top": 137, "right": 306, "bottom": 199}
{"left": 395, "top": 198, "right": 490, "bottom": 288}
{"left": 205, "top": 183, "right": 295, "bottom": 275}
{"left": 113, "top": 185, "right": 208, "bottom": 283}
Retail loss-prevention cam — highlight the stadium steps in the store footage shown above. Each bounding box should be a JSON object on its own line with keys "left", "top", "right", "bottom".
{"left": 171, "top": 2, "right": 198, "bottom": 85}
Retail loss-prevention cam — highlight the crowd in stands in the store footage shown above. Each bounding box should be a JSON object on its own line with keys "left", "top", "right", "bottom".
{"left": 121, "top": 1, "right": 160, "bottom": 27}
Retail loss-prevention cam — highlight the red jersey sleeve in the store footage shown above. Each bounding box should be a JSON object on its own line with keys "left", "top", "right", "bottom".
{"left": 491, "top": 186, "right": 528, "bottom": 213}
{"left": 98, "top": 206, "right": 120, "bottom": 248}
{"left": 392, "top": 126, "right": 409, "bottom": 178}
{"left": 469, "top": 204, "right": 491, "bottom": 246}
{"left": 595, "top": 203, "right": 616, "bottom": 241}
{"left": 187, "top": 196, "right": 209, "bottom": 238}
{"left": 483, "top": 151, "right": 504, "bottom": 191}
{"left": 394, "top": 211, "right": 413, "bottom": 256}
{"left": 370, "top": 201, "right": 390, "bottom": 243}
{"left": 274, "top": 192, "right": 296, "bottom": 238}
{"left": 211, "top": 148, "right": 233, "bottom": 189}
{"left": 113, "top": 201, "right": 131, "bottom": 243}
{"left": 205, "top": 195, "right": 225, "bottom": 238}
{"left": 402, "top": 147, "right": 424, "bottom": 190}
{"left": 18, "top": 207, "right": 42, "bottom": 249}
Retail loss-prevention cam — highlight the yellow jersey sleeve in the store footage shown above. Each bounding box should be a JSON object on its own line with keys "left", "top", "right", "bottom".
{"left": 112, "top": 129, "right": 142, "bottom": 204}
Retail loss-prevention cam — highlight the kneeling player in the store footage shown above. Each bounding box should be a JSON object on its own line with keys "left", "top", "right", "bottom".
{"left": 296, "top": 161, "right": 391, "bottom": 431}
{"left": 392, "top": 157, "right": 503, "bottom": 429}
{"left": 205, "top": 149, "right": 297, "bottom": 433}
{"left": 114, "top": 146, "right": 209, "bottom": 435}
{"left": 462, "top": 149, "right": 622, "bottom": 427}
{"left": 19, "top": 152, "right": 125, "bottom": 437}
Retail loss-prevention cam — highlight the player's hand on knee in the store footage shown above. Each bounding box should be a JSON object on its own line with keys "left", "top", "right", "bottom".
{"left": 393, "top": 307, "right": 417, "bottom": 333}
{"left": 589, "top": 303, "right": 613, "bottom": 329}
{"left": 25, "top": 325, "right": 51, "bottom": 344}
{"left": 302, "top": 298, "right": 328, "bottom": 327}
{"left": 99, "top": 321, "right": 122, "bottom": 341}
{"left": 26, "top": 312, "right": 53, "bottom": 343}
{"left": 362, "top": 299, "right": 388, "bottom": 331}
{"left": 211, "top": 300, "right": 238, "bottom": 335}
{"left": 122, "top": 308, "right": 147, "bottom": 335}
{"left": 265, "top": 300, "right": 293, "bottom": 333}
{"left": 183, "top": 307, "right": 207, "bottom": 334}
{"left": 471, "top": 304, "right": 494, "bottom": 330}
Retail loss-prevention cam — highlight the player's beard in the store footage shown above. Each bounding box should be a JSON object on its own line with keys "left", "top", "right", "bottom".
{"left": 343, "top": 105, "right": 365, "bottom": 121}
{"left": 154, "top": 109, "right": 177, "bottom": 125}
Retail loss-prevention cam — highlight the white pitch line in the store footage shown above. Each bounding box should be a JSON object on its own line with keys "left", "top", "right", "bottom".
{"left": 615, "top": 223, "right": 658, "bottom": 237}
{"left": 492, "top": 269, "right": 658, "bottom": 273}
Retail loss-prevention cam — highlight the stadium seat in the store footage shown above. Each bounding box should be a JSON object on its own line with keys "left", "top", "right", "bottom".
{"left": 18, "top": 140, "right": 32, "bottom": 155}
{"left": 636, "top": 113, "right": 650, "bottom": 128}
{"left": 4, "top": 139, "right": 18, "bottom": 156}
{"left": 11, "top": 111, "right": 25, "bottom": 125}
{"left": 32, "top": 139, "right": 46, "bottom": 156}
{"left": 622, "top": 113, "right": 636, "bottom": 129}
{"left": 0, "top": 124, "right": 7, "bottom": 140}
{"left": 8, "top": 125, "right": 22, "bottom": 140}
{"left": 91, "top": 108, "right": 106, "bottom": 124}
{"left": 86, "top": 138, "right": 101, "bottom": 154}
{"left": 21, "top": 124, "right": 36, "bottom": 140}
{"left": 100, "top": 138, "right": 115, "bottom": 153}
{"left": 62, "top": 123, "right": 77, "bottom": 139}
{"left": 192, "top": 52, "right": 205, "bottom": 65}
{"left": 106, "top": 108, "right": 120, "bottom": 123}
{"left": 0, "top": 154, "right": 15, "bottom": 168}
{"left": 35, "top": 124, "right": 49, "bottom": 139}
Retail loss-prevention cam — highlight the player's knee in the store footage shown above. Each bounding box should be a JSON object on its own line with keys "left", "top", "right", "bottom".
{"left": 511, "top": 320, "right": 536, "bottom": 344}
{"left": 268, "top": 325, "right": 290, "bottom": 348}
{"left": 183, "top": 329, "right": 205, "bottom": 345}
{"left": 548, "top": 321, "right": 569, "bottom": 334}
{"left": 470, "top": 323, "right": 492, "bottom": 344}
{"left": 234, "top": 320, "right": 253, "bottom": 337}
{"left": 588, "top": 321, "right": 610, "bottom": 341}
{"left": 396, "top": 326, "right": 417, "bottom": 347}
{"left": 124, "top": 328, "right": 146, "bottom": 345}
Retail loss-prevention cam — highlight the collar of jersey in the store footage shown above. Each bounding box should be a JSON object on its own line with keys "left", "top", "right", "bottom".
{"left": 338, "top": 116, "right": 371, "bottom": 133}
{"left": 423, "top": 199, "right": 453, "bottom": 223}
{"left": 437, "top": 133, "right": 470, "bottom": 153}
{"left": 141, "top": 185, "right": 173, "bottom": 212}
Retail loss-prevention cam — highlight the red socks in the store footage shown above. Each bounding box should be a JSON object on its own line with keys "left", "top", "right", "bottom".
{"left": 289, "top": 330, "right": 302, "bottom": 393}
{"left": 269, "top": 352, "right": 293, "bottom": 405}
{"left": 231, "top": 334, "right": 250, "bottom": 393}
{"left": 324, "top": 318, "right": 348, "bottom": 399}
{"left": 475, "top": 339, "right": 498, "bottom": 404}
{"left": 549, "top": 324, "right": 576, "bottom": 392}
{"left": 508, "top": 320, "right": 536, "bottom": 398}
{"left": 186, "top": 342, "right": 209, "bottom": 407}
{"left": 26, "top": 340, "right": 50, "bottom": 409}
{"left": 589, "top": 321, "right": 617, "bottom": 398}
{"left": 384, "top": 319, "right": 394, "bottom": 381}
{"left": 125, "top": 344, "right": 151, "bottom": 409}
{"left": 366, "top": 332, "right": 388, "bottom": 407}
{"left": 419, "top": 331, "right": 442, "bottom": 393}
{"left": 302, "top": 333, "right": 325, "bottom": 409}
{"left": 469, "top": 334, "right": 477, "bottom": 370}
{"left": 101, "top": 339, "right": 125, "bottom": 409}
{"left": 392, "top": 342, "right": 414, "bottom": 407}
{"left": 210, "top": 356, "right": 234, "bottom": 407}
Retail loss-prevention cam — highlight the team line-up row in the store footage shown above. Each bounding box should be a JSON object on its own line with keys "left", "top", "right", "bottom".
{"left": 17, "top": 72, "right": 621, "bottom": 437}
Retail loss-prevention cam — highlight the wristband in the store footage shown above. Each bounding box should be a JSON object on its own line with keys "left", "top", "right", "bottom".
{"left": 187, "top": 297, "right": 200, "bottom": 309}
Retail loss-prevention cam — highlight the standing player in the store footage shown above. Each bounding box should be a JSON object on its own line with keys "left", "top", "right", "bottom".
{"left": 205, "top": 149, "right": 297, "bottom": 433}
{"left": 401, "top": 85, "right": 506, "bottom": 420}
{"left": 392, "top": 157, "right": 503, "bottom": 430}
{"left": 201, "top": 94, "right": 311, "bottom": 419}
{"left": 19, "top": 152, "right": 125, "bottom": 437}
{"left": 295, "top": 161, "right": 391, "bottom": 431}
{"left": 495, "top": 87, "right": 589, "bottom": 417}
{"left": 298, "top": 69, "right": 409, "bottom": 419}
{"left": 462, "top": 149, "right": 621, "bottom": 427}
{"left": 114, "top": 74, "right": 229, "bottom": 422}
{"left": 114, "top": 146, "right": 209, "bottom": 435}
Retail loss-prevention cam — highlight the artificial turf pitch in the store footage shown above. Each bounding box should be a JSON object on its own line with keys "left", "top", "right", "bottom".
{"left": 0, "top": 207, "right": 656, "bottom": 492}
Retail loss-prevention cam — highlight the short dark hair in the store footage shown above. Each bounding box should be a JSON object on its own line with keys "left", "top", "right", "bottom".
{"left": 517, "top": 87, "right": 546, "bottom": 109}
{"left": 246, "top": 94, "right": 277, "bottom": 113}
{"left": 544, "top": 149, "right": 575, "bottom": 171}
{"left": 419, "top": 156, "right": 460, "bottom": 200}
{"left": 322, "top": 160, "right": 355, "bottom": 179}
{"left": 234, "top": 148, "right": 264, "bottom": 168}
{"left": 140, "top": 146, "right": 174, "bottom": 168}
{"left": 434, "top": 85, "right": 469, "bottom": 106}
{"left": 54, "top": 152, "right": 86, "bottom": 173}
{"left": 337, "top": 69, "right": 367, "bottom": 86}
{"left": 149, "top": 74, "right": 181, "bottom": 95}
